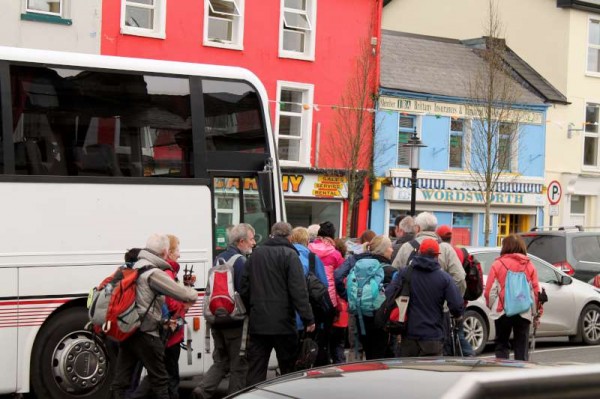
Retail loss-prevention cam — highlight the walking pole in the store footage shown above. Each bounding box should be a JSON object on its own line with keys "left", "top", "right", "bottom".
{"left": 528, "top": 288, "right": 548, "bottom": 361}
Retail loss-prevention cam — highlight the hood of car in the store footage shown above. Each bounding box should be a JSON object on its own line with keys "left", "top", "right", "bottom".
{"left": 232, "top": 358, "right": 579, "bottom": 399}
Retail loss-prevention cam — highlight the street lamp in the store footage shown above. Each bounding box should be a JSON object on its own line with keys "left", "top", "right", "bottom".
{"left": 402, "top": 131, "right": 427, "bottom": 216}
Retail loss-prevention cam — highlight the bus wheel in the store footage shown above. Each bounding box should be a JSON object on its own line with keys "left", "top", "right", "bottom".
{"left": 31, "top": 307, "right": 115, "bottom": 399}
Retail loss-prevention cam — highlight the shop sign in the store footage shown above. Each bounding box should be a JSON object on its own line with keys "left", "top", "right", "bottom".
{"left": 378, "top": 96, "right": 544, "bottom": 125}
{"left": 214, "top": 175, "right": 348, "bottom": 199}
{"left": 391, "top": 177, "right": 544, "bottom": 194}
{"left": 385, "top": 187, "right": 544, "bottom": 207}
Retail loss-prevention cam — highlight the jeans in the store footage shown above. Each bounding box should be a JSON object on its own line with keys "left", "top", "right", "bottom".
{"left": 400, "top": 339, "right": 444, "bottom": 357}
{"left": 131, "top": 343, "right": 181, "bottom": 399}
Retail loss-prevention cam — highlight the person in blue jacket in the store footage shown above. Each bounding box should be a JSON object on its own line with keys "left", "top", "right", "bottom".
{"left": 291, "top": 227, "right": 328, "bottom": 330}
{"left": 385, "top": 239, "right": 464, "bottom": 357}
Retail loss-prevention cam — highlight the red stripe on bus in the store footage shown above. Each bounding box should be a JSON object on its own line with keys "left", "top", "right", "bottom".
{"left": 0, "top": 299, "right": 70, "bottom": 306}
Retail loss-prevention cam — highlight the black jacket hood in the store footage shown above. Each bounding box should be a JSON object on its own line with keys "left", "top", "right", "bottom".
{"left": 263, "top": 236, "right": 299, "bottom": 254}
{"left": 412, "top": 255, "right": 442, "bottom": 273}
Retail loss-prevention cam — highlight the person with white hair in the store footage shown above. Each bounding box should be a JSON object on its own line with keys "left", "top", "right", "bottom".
{"left": 392, "top": 212, "right": 466, "bottom": 294}
{"left": 111, "top": 233, "right": 198, "bottom": 399}
{"left": 307, "top": 224, "right": 320, "bottom": 242}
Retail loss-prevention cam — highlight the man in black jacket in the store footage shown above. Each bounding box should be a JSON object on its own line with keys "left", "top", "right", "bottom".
{"left": 240, "top": 222, "right": 315, "bottom": 386}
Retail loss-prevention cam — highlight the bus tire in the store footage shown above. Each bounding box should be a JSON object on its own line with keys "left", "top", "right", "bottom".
{"left": 31, "top": 307, "right": 115, "bottom": 399}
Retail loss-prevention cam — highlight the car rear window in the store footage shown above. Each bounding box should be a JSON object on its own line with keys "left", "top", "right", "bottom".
{"left": 572, "top": 236, "right": 600, "bottom": 262}
{"left": 520, "top": 235, "right": 566, "bottom": 264}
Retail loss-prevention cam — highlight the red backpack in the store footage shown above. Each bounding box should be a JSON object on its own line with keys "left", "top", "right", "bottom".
{"left": 88, "top": 264, "right": 156, "bottom": 342}
{"left": 460, "top": 248, "right": 484, "bottom": 301}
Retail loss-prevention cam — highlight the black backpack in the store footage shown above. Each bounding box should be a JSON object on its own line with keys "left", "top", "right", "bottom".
{"left": 460, "top": 248, "right": 484, "bottom": 301}
{"left": 306, "top": 252, "right": 336, "bottom": 326}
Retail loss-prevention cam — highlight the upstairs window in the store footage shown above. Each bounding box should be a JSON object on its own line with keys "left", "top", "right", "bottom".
{"left": 498, "top": 122, "right": 514, "bottom": 172}
{"left": 121, "top": 0, "right": 166, "bottom": 39}
{"left": 584, "top": 102, "right": 599, "bottom": 167}
{"left": 589, "top": 18, "right": 600, "bottom": 74}
{"left": 279, "top": 0, "right": 317, "bottom": 61}
{"left": 204, "top": 0, "right": 244, "bottom": 50}
{"left": 449, "top": 119, "right": 465, "bottom": 169}
{"left": 275, "top": 81, "right": 314, "bottom": 166}
{"left": 26, "top": 0, "right": 62, "bottom": 16}
{"left": 397, "top": 115, "right": 416, "bottom": 166}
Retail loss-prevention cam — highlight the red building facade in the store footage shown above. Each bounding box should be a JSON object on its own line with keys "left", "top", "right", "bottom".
{"left": 101, "top": 0, "right": 382, "bottom": 237}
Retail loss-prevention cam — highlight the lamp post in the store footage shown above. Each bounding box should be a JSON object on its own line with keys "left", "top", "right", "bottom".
{"left": 402, "top": 132, "right": 427, "bottom": 216}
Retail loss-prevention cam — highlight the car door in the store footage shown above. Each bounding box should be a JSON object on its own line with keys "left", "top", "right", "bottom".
{"left": 530, "top": 257, "right": 577, "bottom": 335}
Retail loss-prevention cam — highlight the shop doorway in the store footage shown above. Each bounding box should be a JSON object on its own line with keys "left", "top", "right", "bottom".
{"left": 497, "top": 214, "right": 532, "bottom": 245}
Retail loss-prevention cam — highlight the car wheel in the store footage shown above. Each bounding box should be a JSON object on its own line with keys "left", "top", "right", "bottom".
{"left": 579, "top": 303, "right": 600, "bottom": 345}
{"left": 31, "top": 307, "right": 116, "bottom": 399}
{"left": 463, "top": 309, "right": 488, "bottom": 355}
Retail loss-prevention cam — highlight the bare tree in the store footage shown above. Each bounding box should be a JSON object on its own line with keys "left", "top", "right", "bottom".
{"left": 466, "top": 0, "right": 524, "bottom": 246}
{"left": 322, "top": 37, "right": 378, "bottom": 238}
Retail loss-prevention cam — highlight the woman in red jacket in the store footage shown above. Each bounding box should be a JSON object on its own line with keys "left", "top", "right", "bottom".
{"left": 484, "top": 234, "right": 541, "bottom": 361}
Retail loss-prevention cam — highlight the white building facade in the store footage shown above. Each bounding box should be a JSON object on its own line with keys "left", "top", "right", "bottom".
{"left": 0, "top": 0, "right": 101, "bottom": 53}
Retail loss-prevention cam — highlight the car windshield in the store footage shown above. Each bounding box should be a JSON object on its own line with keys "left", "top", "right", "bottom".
{"left": 520, "top": 235, "right": 566, "bottom": 264}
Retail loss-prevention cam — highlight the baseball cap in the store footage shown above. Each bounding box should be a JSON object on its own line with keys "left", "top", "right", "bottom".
{"left": 436, "top": 225, "right": 452, "bottom": 239}
{"left": 420, "top": 239, "right": 441, "bottom": 256}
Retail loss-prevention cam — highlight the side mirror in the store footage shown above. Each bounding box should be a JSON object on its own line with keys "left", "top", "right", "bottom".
{"left": 257, "top": 169, "right": 273, "bottom": 213}
{"left": 559, "top": 275, "right": 572, "bottom": 286}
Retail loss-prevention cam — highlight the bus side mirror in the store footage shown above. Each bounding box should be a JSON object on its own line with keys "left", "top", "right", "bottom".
{"left": 258, "top": 169, "right": 273, "bottom": 213}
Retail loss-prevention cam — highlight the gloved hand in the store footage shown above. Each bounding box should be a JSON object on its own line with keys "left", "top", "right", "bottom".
{"left": 452, "top": 316, "right": 464, "bottom": 331}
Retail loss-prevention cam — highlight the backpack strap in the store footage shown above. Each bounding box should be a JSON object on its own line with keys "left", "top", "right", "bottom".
{"left": 409, "top": 239, "right": 420, "bottom": 251}
{"left": 308, "top": 252, "right": 316, "bottom": 274}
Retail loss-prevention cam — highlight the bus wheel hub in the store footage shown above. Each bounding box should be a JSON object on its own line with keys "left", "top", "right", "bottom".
{"left": 53, "top": 332, "right": 107, "bottom": 393}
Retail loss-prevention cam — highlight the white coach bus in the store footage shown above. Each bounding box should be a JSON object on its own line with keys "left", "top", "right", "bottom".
{"left": 0, "top": 46, "right": 284, "bottom": 398}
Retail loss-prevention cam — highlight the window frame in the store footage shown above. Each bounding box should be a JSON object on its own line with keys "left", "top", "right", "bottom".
{"left": 587, "top": 17, "right": 600, "bottom": 76}
{"left": 497, "top": 122, "right": 518, "bottom": 173}
{"left": 203, "top": 0, "right": 245, "bottom": 50}
{"left": 449, "top": 118, "right": 465, "bottom": 169}
{"left": 120, "top": 0, "right": 167, "bottom": 40}
{"left": 278, "top": 0, "right": 317, "bottom": 61}
{"left": 583, "top": 102, "right": 600, "bottom": 169}
{"left": 25, "top": 0, "right": 63, "bottom": 17}
{"left": 397, "top": 114, "right": 418, "bottom": 167}
{"left": 274, "top": 80, "right": 314, "bottom": 167}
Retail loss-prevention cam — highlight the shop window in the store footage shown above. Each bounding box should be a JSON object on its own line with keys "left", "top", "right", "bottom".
{"left": 204, "top": 0, "right": 244, "bottom": 50}
{"left": 279, "top": 0, "right": 317, "bottom": 61}
{"left": 121, "top": 0, "right": 167, "bottom": 39}
{"left": 449, "top": 119, "right": 464, "bottom": 169}
{"left": 275, "top": 81, "right": 313, "bottom": 166}
{"left": 286, "top": 200, "right": 341, "bottom": 238}
{"left": 584, "top": 103, "right": 599, "bottom": 168}
{"left": 452, "top": 213, "right": 472, "bottom": 246}
{"left": 570, "top": 195, "right": 586, "bottom": 226}
{"left": 397, "top": 115, "right": 416, "bottom": 166}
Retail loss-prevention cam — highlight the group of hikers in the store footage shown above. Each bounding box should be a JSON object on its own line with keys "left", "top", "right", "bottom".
{"left": 99, "top": 212, "right": 543, "bottom": 399}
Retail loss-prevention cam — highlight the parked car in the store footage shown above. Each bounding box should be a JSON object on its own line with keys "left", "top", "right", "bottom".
{"left": 517, "top": 227, "right": 600, "bottom": 282}
{"left": 463, "top": 247, "right": 600, "bottom": 355}
{"left": 228, "top": 358, "right": 600, "bottom": 399}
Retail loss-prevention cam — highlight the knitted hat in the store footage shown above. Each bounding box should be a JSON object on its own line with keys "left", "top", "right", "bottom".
{"left": 420, "top": 239, "right": 441, "bottom": 257}
{"left": 318, "top": 221, "right": 336, "bottom": 239}
{"left": 436, "top": 225, "right": 452, "bottom": 239}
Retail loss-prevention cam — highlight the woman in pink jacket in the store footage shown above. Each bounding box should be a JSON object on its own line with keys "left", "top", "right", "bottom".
{"left": 484, "top": 234, "right": 541, "bottom": 361}
{"left": 308, "top": 221, "right": 346, "bottom": 363}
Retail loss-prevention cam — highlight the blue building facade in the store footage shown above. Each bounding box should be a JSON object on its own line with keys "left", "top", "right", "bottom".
{"left": 372, "top": 91, "right": 548, "bottom": 246}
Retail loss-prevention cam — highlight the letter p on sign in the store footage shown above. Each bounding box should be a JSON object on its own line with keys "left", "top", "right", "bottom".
{"left": 547, "top": 181, "right": 562, "bottom": 205}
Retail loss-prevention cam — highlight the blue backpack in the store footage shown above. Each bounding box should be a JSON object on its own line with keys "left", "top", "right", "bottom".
{"left": 501, "top": 261, "right": 533, "bottom": 317}
{"left": 347, "top": 258, "right": 386, "bottom": 334}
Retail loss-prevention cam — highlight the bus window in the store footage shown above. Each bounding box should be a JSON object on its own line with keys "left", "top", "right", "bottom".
{"left": 242, "top": 177, "right": 269, "bottom": 245}
{"left": 0, "top": 74, "right": 3, "bottom": 174}
{"left": 203, "top": 79, "right": 267, "bottom": 154}
{"left": 9, "top": 65, "right": 192, "bottom": 177}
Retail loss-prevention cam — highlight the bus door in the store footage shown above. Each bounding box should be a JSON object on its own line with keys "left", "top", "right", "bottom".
{"left": 211, "top": 174, "right": 273, "bottom": 255}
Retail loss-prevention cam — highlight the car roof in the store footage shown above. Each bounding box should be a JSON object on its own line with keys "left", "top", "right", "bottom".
{"left": 232, "top": 358, "right": 588, "bottom": 399}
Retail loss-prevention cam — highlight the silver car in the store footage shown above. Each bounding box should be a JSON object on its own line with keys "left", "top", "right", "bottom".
{"left": 463, "top": 247, "right": 600, "bottom": 355}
